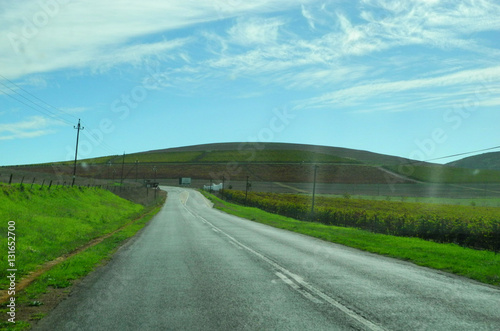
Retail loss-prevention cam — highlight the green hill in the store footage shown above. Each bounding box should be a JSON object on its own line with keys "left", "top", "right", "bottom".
{"left": 447, "top": 152, "right": 500, "bottom": 171}
{"left": 9, "top": 142, "right": 500, "bottom": 184}
{"left": 141, "top": 142, "right": 411, "bottom": 165}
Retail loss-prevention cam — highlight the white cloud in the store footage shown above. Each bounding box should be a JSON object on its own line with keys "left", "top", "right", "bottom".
{"left": 301, "top": 5, "right": 316, "bottom": 29}
{"left": 0, "top": 0, "right": 311, "bottom": 80}
{"left": 140, "top": 0, "right": 500, "bottom": 98}
{"left": 0, "top": 116, "right": 63, "bottom": 140}
{"left": 3, "top": 0, "right": 499, "bottom": 115}
{"left": 228, "top": 17, "right": 284, "bottom": 46}
{"left": 296, "top": 65, "right": 500, "bottom": 110}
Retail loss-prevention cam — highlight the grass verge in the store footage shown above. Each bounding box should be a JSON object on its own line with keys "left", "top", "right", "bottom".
{"left": 0, "top": 184, "right": 146, "bottom": 287}
{"left": 202, "top": 191, "right": 500, "bottom": 287}
{"left": 0, "top": 185, "right": 165, "bottom": 330}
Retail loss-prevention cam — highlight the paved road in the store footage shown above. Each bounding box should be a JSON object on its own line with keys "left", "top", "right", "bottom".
{"left": 34, "top": 187, "right": 500, "bottom": 330}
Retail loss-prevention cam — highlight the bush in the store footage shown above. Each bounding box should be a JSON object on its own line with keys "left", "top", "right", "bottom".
{"left": 220, "top": 190, "right": 500, "bottom": 252}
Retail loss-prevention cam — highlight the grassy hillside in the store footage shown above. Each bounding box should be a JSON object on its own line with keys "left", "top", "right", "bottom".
{"left": 11, "top": 142, "right": 500, "bottom": 185}
{"left": 41, "top": 148, "right": 361, "bottom": 165}
{"left": 0, "top": 184, "right": 144, "bottom": 288}
{"left": 143, "top": 142, "right": 410, "bottom": 165}
{"left": 26, "top": 142, "right": 412, "bottom": 166}
{"left": 448, "top": 152, "right": 500, "bottom": 171}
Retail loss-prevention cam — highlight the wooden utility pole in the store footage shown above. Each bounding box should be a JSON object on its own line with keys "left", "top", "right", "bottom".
{"left": 135, "top": 160, "right": 139, "bottom": 182}
{"left": 72, "top": 119, "right": 84, "bottom": 186}
{"left": 120, "top": 152, "right": 125, "bottom": 185}
{"left": 222, "top": 175, "right": 225, "bottom": 196}
{"left": 245, "top": 176, "right": 250, "bottom": 206}
{"left": 153, "top": 166, "right": 157, "bottom": 200}
{"left": 311, "top": 165, "right": 319, "bottom": 215}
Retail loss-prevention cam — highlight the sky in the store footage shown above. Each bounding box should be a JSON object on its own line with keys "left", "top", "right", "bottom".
{"left": 1, "top": 0, "right": 500, "bottom": 166}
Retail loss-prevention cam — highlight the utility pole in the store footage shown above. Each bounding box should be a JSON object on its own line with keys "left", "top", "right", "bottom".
{"left": 222, "top": 175, "right": 225, "bottom": 196}
{"left": 245, "top": 176, "right": 250, "bottom": 206}
{"left": 72, "top": 119, "right": 84, "bottom": 186}
{"left": 135, "top": 160, "right": 139, "bottom": 182}
{"left": 153, "top": 166, "right": 157, "bottom": 200}
{"left": 120, "top": 152, "right": 125, "bottom": 185}
{"left": 311, "top": 165, "right": 319, "bottom": 215}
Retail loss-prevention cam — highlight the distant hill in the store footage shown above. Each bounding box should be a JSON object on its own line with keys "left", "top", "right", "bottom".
{"left": 9, "top": 142, "right": 500, "bottom": 184}
{"left": 144, "top": 142, "right": 412, "bottom": 166}
{"left": 447, "top": 152, "right": 500, "bottom": 171}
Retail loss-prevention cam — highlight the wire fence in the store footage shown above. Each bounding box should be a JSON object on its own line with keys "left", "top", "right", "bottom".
{"left": 0, "top": 171, "right": 163, "bottom": 206}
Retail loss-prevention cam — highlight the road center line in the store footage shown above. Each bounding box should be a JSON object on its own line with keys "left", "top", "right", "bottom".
{"left": 275, "top": 272, "right": 323, "bottom": 304}
{"left": 183, "top": 198, "right": 387, "bottom": 331}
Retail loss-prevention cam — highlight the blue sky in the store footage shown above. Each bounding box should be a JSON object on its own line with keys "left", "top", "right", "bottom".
{"left": 1, "top": 0, "right": 500, "bottom": 166}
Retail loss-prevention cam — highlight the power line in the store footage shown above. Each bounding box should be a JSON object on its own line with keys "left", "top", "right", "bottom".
{"left": 0, "top": 73, "right": 78, "bottom": 119}
{"left": 424, "top": 145, "right": 500, "bottom": 163}
{"left": 0, "top": 86, "right": 75, "bottom": 126}
{"left": 0, "top": 75, "right": 77, "bottom": 126}
{"left": 403, "top": 145, "right": 500, "bottom": 166}
{"left": 0, "top": 73, "right": 122, "bottom": 156}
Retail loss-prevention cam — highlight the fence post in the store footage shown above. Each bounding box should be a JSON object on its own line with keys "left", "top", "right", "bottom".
{"left": 48, "top": 180, "right": 52, "bottom": 190}
{"left": 9, "top": 174, "right": 12, "bottom": 185}
{"left": 41, "top": 179, "right": 45, "bottom": 189}
{"left": 31, "top": 177, "right": 36, "bottom": 189}
{"left": 20, "top": 176, "right": 25, "bottom": 186}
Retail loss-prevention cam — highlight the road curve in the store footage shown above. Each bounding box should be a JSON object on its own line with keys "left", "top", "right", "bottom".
{"left": 34, "top": 187, "right": 500, "bottom": 330}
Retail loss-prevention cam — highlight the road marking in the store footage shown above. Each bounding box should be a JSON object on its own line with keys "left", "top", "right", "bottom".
{"left": 184, "top": 202, "right": 386, "bottom": 331}
{"left": 228, "top": 240, "right": 243, "bottom": 250}
{"left": 275, "top": 272, "right": 323, "bottom": 304}
{"left": 179, "top": 191, "right": 189, "bottom": 205}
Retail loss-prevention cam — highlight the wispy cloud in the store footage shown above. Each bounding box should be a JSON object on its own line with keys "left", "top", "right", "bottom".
{"left": 0, "top": 116, "right": 63, "bottom": 140}
{"left": 2, "top": 0, "right": 500, "bottom": 117}
{"left": 228, "top": 17, "right": 285, "bottom": 46}
{"left": 296, "top": 65, "right": 500, "bottom": 111}
{"left": 165, "top": 1, "right": 499, "bottom": 90}
{"left": 301, "top": 5, "right": 316, "bottom": 29}
{"left": 0, "top": 0, "right": 311, "bottom": 80}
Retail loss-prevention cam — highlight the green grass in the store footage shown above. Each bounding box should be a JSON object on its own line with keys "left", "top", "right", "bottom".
{"left": 0, "top": 184, "right": 144, "bottom": 288}
{"left": 0, "top": 186, "right": 165, "bottom": 330}
{"left": 122, "top": 151, "right": 203, "bottom": 163}
{"left": 196, "top": 149, "right": 360, "bottom": 163}
{"left": 202, "top": 191, "right": 500, "bottom": 287}
{"left": 22, "top": 203, "right": 161, "bottom": 296}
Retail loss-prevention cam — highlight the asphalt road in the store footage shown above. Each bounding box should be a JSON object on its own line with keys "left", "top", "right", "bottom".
{"left": 34, "top": 187, "right": 500, "bottom": 330}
